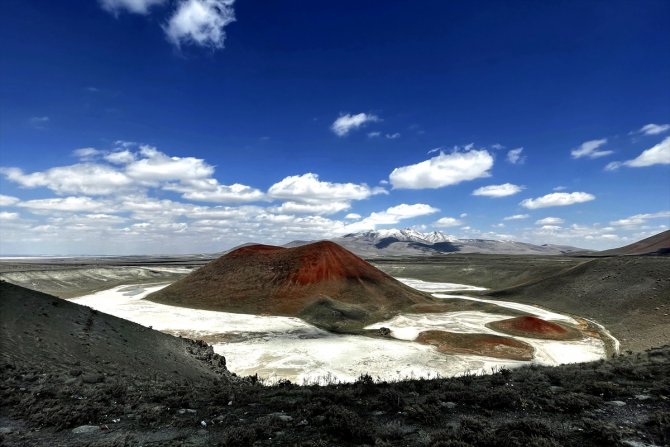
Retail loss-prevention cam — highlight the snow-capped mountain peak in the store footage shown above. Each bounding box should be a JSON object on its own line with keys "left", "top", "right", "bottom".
{"left": 333, "top": 228, "right": 586, "bottom": 256}
{"left": 345, "top": 228, "right": 457, "bottom": 244}
{"left": 423, "top": 231, "right": 459, "bottom": 243}
{"left": 377, "top": 228, "right": 424, "bottom": 241}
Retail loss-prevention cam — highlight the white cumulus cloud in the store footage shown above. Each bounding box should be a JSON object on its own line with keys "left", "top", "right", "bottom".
{"left": 1, "top": 145, "right": 265, "bottom": 204}
{"left": 389, "top": 149, "right": 493, "bottom": 189}
{"left": 472, "top": 183, "right": 524, "bottom": 198}
{"left": 638, "top": 123, "right": 670, "bottom": 136}
{"left": 73, "top": 147, "right": 103, "bottom": 160}
{"left": 105, "top": 150, "right": 136, "bottom": 164}
{"left": 0, "top": 164, "right": 133, "bottom": 196}
{"left": 268, "top": 173, "right": 382, "bottom": 203}
{"left": 18, "top": 197, "right": 107, "bottom": 212}
{"left": 164, "top": 0, "right": 236, "bottom": 49}
{"left": 625, "top": 136, "right": 670, "bottom": 167}
{"left": 167, "top": 180, "right": 264, "bottom": 203}
{"left": 571, "top": 139, "right": 613, "bottom": 159}
{"left": 610, "top": 211, "right": 670, "bottom": 227}
{"left": 100, "top": 0, "right": 166, "bottom": 14}
{"left": 535, "top": 217, "right": 565, "bottom": 225}
{"left": 345, "top": 203, "right": 439, "bottom": 232}
{"left": 0, "top": 195, "right": 19, "bottom": 206}
{"left": 506, "top": 147, "right": 526, "bottom": 164}
{"left": 272, "top": 201, "right": 351, "bottom": 215}
{"left": 606, "top": 136, "right": 670, "bottom": 170}
{"left": 366, "top": 203, "right": 439, "bottom": 223}
{"left": 434, "top": 217, "right": 462, "bottom": 227}
{"left": 503, "top": 214, "right": 529, "bottom": 221}
{"left": 0, "top": 211, "right": 19, "bottom": 221}
{"left": 520, "top": 192, "right": 595, "bottom": 209}
{"left": 331, "top": 113, "right": 380, "bottom": 137}
{"left": 125, "top": 146, "right": 214, "bottom": 183}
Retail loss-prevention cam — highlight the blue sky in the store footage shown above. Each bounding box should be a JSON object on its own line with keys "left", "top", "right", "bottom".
{"left": 1, "top": 0, "right": 669, "bottom": 255}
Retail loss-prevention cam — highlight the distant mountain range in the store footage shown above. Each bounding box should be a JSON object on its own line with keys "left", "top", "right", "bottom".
{"left": 285, "top": 228, "right": 587, "bottom": 257}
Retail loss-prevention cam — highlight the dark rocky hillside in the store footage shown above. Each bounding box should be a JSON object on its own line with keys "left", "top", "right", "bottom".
{"left": 0, "top": 281, "right": 230, "bottom": 382}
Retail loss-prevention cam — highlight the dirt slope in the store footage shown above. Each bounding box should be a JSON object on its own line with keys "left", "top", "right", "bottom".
{"left": 486, "top": 256, "right": 670, "bottom": 351}
{"left": 147, "top": 241, "right": 433, "bottom": 331}
{"left": 596, "top": 229, "right": 670, "bottom": 256}
{"left": 0, "top": 281, "right": 230, "bottom": 382}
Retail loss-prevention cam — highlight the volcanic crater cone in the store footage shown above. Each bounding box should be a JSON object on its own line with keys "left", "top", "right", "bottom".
{"left": 486, "top": 315, "right": 582, "bottom": 340}
{"left": 146, "top": 241, "right": 433, "bottom": 331}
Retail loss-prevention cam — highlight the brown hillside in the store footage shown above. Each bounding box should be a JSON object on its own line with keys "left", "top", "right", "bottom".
{"left": 597, "top": 230, "right": 670, "bottom": 256}
{"left": 146, "top": 241, "right": 433, "bottom": 331}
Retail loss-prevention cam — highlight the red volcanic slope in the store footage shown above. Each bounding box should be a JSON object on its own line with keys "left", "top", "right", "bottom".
{"left": 505, "top": 316, "right": 568, "bottom": 335}
{"left": 487, "top": 316, "right": 582, "bottom": 340}
{"left": 146, "top": 241, "right": 431, "bottom": 325}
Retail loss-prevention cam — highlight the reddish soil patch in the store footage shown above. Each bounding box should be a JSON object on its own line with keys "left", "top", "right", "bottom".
{"left": 416, "top": 330, "right": 534, "bottom": 361}
{"left": 147, "top": 241, "right": 432, "bottom": 331}
{"left": 290, "top": 241, "right": 386, "bottom": 285}
{"left": 486, "top": 316, "right": 582, "bottom": 340}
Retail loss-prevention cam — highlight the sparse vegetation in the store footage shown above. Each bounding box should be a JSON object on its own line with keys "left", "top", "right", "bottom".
{"left": 1, "top": 345, "right": 669, "bottom": 446}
